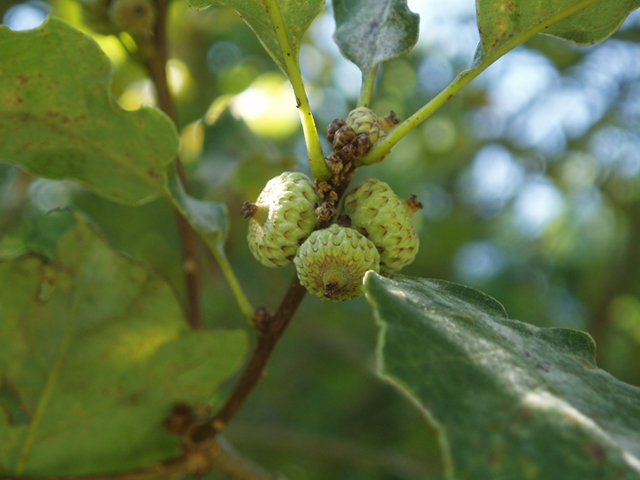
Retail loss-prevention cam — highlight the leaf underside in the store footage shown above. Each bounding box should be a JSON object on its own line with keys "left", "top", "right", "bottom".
{"left": 333, "top": 0, "right": 419, "bottom": 75}
{"left": 0, "top": 17, "right": 179, "bottom": 205}
{"left": 0, "top": 213, "right": 247, "bottom": 476}
{"left": 365, "top": 272, "right": 640, "bottom": 480}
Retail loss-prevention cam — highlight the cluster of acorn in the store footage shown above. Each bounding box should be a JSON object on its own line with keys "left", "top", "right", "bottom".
{"left": 80, "top": 0, "right": 157, "bottom": 37}
{"left": 243, "top": 109, "right": 422, "bottom": 302}
{"left": 315, "top": 107, "right": 400, "bottom": 223}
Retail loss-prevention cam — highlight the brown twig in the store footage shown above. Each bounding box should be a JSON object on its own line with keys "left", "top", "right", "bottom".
{"left": 189, "top": 275, "right": 308, "bottom": 443}
{"left": 143, "top": 0, "right": 203, "bottom": 330}
{"left": 189, "top": 138, "right": 359, "bottom": 444}
{"left": 0, "top": 440, "right": 281, "bottom": 480}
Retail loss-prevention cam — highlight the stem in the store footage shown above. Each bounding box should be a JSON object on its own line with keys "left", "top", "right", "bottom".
{"left": 264, "top": 0, "right": 331, "bottom": 181}
{"left": 0, "top": 440, "right": 282, "bottom": 480}
{"left": 144, "top": 0, "right": 203, "bottom": 329}
{"left": 189, "top": 155, "right": 358, "bottom": 444}
{"left": 358, "top": 0, "right": 606, "bottom": 165}
{"left": 358, "top": 68, "right": 377, "bottom": 108}
{"left": 211, "top": 247, "right": 255, "bottom": 324}
{"left": 189, "top": 275, "right": 307, "bottom": 443}
{"left": 173, "top": 168, "right": 203, "bottom": 329}
{"left": 145, "top": 0, "right": 254, "bottom": 325}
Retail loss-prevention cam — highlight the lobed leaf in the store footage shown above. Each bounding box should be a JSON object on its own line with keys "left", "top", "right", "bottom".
{"left": 185, "top": 0, "right": 325, "bottom": 80}
{"left": 0, "top": 215, "right": 248, "bottom": 476}
{"left": 0, "top": 17, "right": 179, "bottom": 205}
{"left": 476, "top": 0, "right": 640, "bottom": 63}
{"left": 333, "top": 0, "right": 419, "bottom": 76}
{"left": 365, "top": 272, "right": 640, "bottom": 480}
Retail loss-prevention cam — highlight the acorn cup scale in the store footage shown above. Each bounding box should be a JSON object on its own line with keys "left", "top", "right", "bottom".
{"left": 244, "top": 172, "right": 319, "bottom": 268}
{"left": 343, "top": 179, "right": 422, "bottom": 274}
{"left": 345, "top": 107, "right": 385, "bottom": 145}
{"left": 294, "top": 224, "right": 380, "bottom": 301}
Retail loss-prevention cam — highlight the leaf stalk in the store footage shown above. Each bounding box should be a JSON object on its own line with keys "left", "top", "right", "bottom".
{"left": 357, "top": 67, "right": 378, "bottom": 108}
{"left": 263, "top": 0, "right": 332, "bottom": 180}
{"left": 211, "top": 247, "right": 255, "bottom": 324}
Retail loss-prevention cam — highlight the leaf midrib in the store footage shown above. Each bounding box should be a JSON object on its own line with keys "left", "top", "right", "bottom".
{"left": 14, "top": 280, "right": 80, "bottom": 474}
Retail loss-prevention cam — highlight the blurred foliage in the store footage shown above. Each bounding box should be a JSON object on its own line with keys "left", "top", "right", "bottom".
{"left": 2, "top": 1, "right": 640, "bottom": 479}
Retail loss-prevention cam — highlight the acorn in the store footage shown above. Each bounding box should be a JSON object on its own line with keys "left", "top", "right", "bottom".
{"left": 345, "top": 107, "right": 385, "bottom": 145}
{"left": 294, "top": 224, "right": 380, "bottom": 301}
{"left": 343, "top": 179, "right": 422, "bottom": 274}
{"left": 244, "top": 172, "right": 318, "bottom": 268}
{"left": 107, "top": 0, "right": 157, "bottom": 36}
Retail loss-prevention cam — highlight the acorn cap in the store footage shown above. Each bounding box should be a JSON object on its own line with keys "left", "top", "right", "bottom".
{"left": 294, "top": 224, "right": 380, "bottom": 301}
{"left": 247, "top": 172, "right": 318, "bottom": 268}
{"left": 343, "top": 179, "right": 420, "bottom": 273}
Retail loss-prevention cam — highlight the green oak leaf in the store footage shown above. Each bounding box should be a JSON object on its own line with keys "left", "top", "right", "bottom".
{"left": 364, "top": 272, "right": 640, "bottom": 480}
{"left": 476, "top": 0, "right": 640, "bottom": 63}
{"left": 166, "top": 167, "right": 229, "bottom": 255}
{"left": 0, "top": 216, "right": 248, "bottom": 476}
{"left": 0, "top": 16, "right": 179, "bottom": 205}
{"left": 184, "top": 0, "right": 324, "bottom": 79}
{"left": 333, "top": 0, "right": 419, "bottom": 76}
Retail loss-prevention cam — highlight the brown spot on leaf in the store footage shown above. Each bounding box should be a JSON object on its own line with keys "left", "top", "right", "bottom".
{"left": 583, "top": 442, "right": 606, "bottom": 462}
{"left": 16, "top": 74, "right": 30, "bottom": 85}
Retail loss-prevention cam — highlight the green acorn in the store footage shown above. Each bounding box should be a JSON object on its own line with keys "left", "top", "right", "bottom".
{"left": 343, "top": 179, "right": 422, "bottom": 274}
{"left": 345, "top": 107, "right": 385, "bottom": 145}
{"left": 294, "top": 224, "right": 380, "bottom": 301}
{"left": 244, "top": 172, "right": 318, "bottom": 268}
{"left": 107, "top": 0, "right": 157, "bottom": 35}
